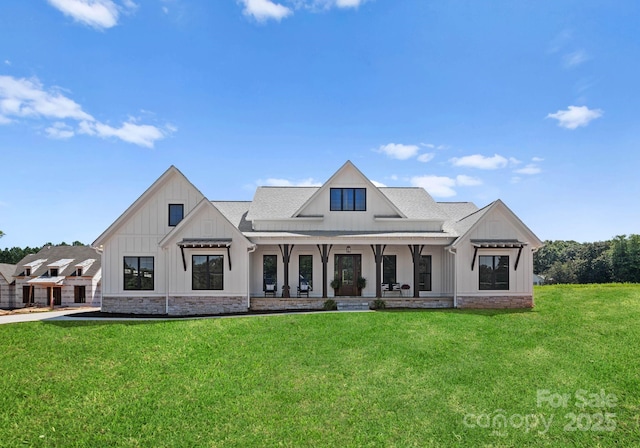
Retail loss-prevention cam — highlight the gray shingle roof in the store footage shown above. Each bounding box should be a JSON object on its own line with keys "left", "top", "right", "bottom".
{"left": 379, "top": 188, "right": 450, "bottom": 220}
{"left": 246, "top": 187, "right": 319, "bottom": 221}
{"left": 0, "top": 263, "right": 16, "bottom": 284}
{"left": 14, "top": 246, "right": 101, "bottom": 278}
{"left": 437, "top": 202, "right": 480, "bottom": 221}
{"left": 443, "top": 201, "right": 493, "bottom": 236}
{"left": 211, "top": 201, "right": 252, "bottom": 232}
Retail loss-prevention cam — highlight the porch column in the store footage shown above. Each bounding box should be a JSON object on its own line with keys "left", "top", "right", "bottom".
{"left": 409, "top": 244, "right": 424, "bottom": 298}
{"left": 317, "top": 244, "right": 331, "bottom": 298}
{"left": 279, "top": 244, "right": 294, "bottom": 298}
{"left": 371, "top": 244, "right": 385, "bottom": 298}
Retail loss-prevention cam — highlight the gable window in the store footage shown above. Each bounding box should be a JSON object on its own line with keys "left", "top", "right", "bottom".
{"left": 74, "top": 285, "right": 86, "bottom": 304}
{"left": 25, "top": 268, "right": 31, "bottom": 277}
{"left": 168, "top": 204, "right": 184, "bottom": 226}
{"left": 77, "top": 268, "right": 83, "bottom": 276}
{"left": 330, "top": 188, "right": 366, "bottom": 211}
{"left": 124, "top": 256, "right": 155, "bottom": 290}
{"left": 419, "top": 255, "right": 432, "bottom": 291}
{"left": 479, "top": 255, "right": 509, "bottom": 290}
{"left": 383, "top": 255, "right": 397, "bottom": 286}
{"left": 193, "top": 255, "right": 224, "bottom": 290}
{"left": 50, "top": 268, "right": 58, "bottom": 277}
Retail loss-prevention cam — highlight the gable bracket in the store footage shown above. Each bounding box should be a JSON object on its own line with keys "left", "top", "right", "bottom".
{"left": 514, "top": 245, "right": 523, "bottom": 271}
{"left": 471, "top": 246, "right": 479, "bottom": 271}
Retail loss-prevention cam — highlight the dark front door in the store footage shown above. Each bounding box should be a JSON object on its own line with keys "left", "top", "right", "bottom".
{"left": 335, "top": 254, "right": 361, "bottom": 296}
{"left": 47, "top": 287, "right": 62, "bottom": 306}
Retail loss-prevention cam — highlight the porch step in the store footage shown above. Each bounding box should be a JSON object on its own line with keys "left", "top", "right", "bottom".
{"left": 337, "top": 301, "right": 370, "bottom": 311}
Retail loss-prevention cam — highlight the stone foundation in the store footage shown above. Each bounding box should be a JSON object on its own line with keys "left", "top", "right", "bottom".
{"left": 250, "top": 298, "right": 326, "bottom": 311}
{"left": 384, "top": 297, "right": 454, "bottom": 309}
{"left": 102, "top": 296, "right": 166, "bottom": 315}
{"left": 457, "top": 295, "right": 533, "bottom": 309}
{"left": 168, "top": 296, "right": 247, "bottom": 316}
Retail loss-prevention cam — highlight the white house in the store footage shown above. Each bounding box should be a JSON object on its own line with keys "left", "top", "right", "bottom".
{"left": 93, "top": 161, "right": 543, "bottom": 315}
{"left": 13, "top": 246, "right": 102, "bottom": 308}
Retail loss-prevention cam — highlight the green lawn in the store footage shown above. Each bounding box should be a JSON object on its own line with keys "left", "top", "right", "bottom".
{"left": 1, "top": 285, "right": 639, "bottom": 447}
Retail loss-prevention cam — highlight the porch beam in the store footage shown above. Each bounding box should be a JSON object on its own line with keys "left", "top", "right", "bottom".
{"left": 409, "top": 244, "right": 424, "bottom": 298}
{"left": 279, "top": 244, "right": 294, "bottom": 298}
{"left": 317, "top": 244, "right": 332, "bottom": 298}
{"left": 371, "top": 244, "right": 385, "bottom": 298}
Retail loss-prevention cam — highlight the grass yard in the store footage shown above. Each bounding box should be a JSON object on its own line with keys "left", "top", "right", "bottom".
{"left": 1, "top": 285, "right": 639, "bottom": 447}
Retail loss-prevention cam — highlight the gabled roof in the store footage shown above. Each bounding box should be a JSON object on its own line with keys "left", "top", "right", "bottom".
{"left": 245, "top": 187, "right": 318, "bottom": 221}
{"left": 0, "top": 263, "right": 16, "bottom": 284}
{"left": 292, "top": 160, "right": 407, "bottom": 219}
{"left": 450, "top": 199, "right": 543, "bottom": 249}
{"left": 438, "top": 202, "right": 480, "bottom": 221}
{"left": 159, "top": 198, "right": 253, "bottom": 248}
{"left": 13, "top": 246, "right": 101, "bottom": 278}
{"left": 92, "top": 166, "right": 205, "bottom": 247}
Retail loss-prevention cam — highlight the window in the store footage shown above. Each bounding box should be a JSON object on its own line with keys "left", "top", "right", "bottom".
{"left": 22, "top": 286, "right": 33, "bottom": 304}
{"left": 124, "top": 256, "right": 155, "bottom": 290}
{"left": 263, "top": 255, "right": 277, "bottom": 286}
{"left": 74, "top": 285, "right": 86, "bottom": 304}
{"left": 25, "top": 268, "right": 31, "bottom": 276}
{"left": 479, "top": 255, "right": 510, "bottom": 290}
{"left": 77, "top": 268, "right": 83, "bottom": 276}
{"left": 330, "top": 188, "right": 366, "bottom": 211}
{"left": 383, "top": 255, "right": 397, "bottom": 286}
{"left": 299, "top": 255, "right": 313, "bottom": 288}
{"left": 192, "top": 255, "right": 224, "bottom": 290}
{"left": 168, "top": 204, "right": 184, "bottom": 226}
{"left": 50, "top": 268, "right": 58, "bottom": 277}
{"left": 419, "top": 255, "right": 432, "bottom": 291}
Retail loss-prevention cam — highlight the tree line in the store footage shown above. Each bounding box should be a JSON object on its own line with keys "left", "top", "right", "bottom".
{"left": 0, "top": 241, "right": 86, "bottom": 264}
{"left": 534, "top": 235, "right": 640, "bottom": 284}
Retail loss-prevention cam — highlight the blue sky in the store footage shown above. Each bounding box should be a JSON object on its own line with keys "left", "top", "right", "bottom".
{"left": 1, "top": 0, "right": 639, "bottom": 248}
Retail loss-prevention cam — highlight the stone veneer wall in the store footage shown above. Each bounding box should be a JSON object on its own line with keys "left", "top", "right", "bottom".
{"left": 383, "top": 298, "right": 453, "bottom": 309}
{"left": 168, "top": 296, "right": 247, "bottom": 316}
{"left": 102, "top": 296, "right": 166, "bottom": 314}
{"left": 250, "top": 298, "right": 326, "bottom": 311}
{"left": 456, "top": 295, "right": 533, "bottom": 309}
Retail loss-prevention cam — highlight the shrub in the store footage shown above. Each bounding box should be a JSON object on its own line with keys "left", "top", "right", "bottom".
{"left": 371, "top": 299, "right": 386, "bottom": 310}
{"left": 323, "top": 299, "right": 338, "bottom": 311}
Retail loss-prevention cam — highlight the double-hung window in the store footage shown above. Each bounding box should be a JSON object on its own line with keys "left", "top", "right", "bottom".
{"left": 168, "top": 204, "right": 184, "bottom": 226}
{"left": 192, "top": 255, "right": 224, "bottom": 290}
{"left": 418, "top": 255, "right": 432, "bottom": 291}
{"left": 479, "top": 255, "right": 509, "bottom": 290}
{"left": 124, "top": 256, "right": 155, "bottom": 290}
{"left": 383, "top": 255, "right": 397, "bottom": 286}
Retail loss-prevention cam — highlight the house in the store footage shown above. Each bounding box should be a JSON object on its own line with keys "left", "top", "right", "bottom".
{"left": 93, "top": 161, "right": 543, "bottom": 315}
{"left": 0, "top": 263, "right": 16, "bottom": 309}
{"left": 13, "top": 246, "right": 101, "bottom": 308}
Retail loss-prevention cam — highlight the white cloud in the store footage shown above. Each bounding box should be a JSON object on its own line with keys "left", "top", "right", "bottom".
{"left": 0, "top": 75, "right": 170, "bottom": 147}
{"left": 417, "top": 153, "right": 435, "bottom": 163}
{"left": 514, "top": 164, "right": 541, "bottom": 175}
{"left": 335, "top": 0, "right": 365, "bottom": 7}
{"left": 532, "top": 156, "right": 544, "bottom": 162}
{"left": 45, "top": 122, "right": 75, "bottom": 139}
{"left": 4, "top": 60, "right": 10, "bottom": 66}
{"left": 239, "top": 0, "right": 292, "bottom": 22}
{"left": 450, "top": 154, "right": 509, "bottom": 170}
{"left": 262, "top": 177, "right": 321, "bottom": 187}
{"left": 377, "top": 143, "right": 419, "bottom": 160}
{"left": 456, "top": 175, "right": 482, "bottom": 187}
{"left": 547, "top": 105, "right": 603, "bottom": 129}
{"left": 0, "top": 76, "right": 93, "bottom": 121}
{"left": 46, "top": 0, "right": 130, "bottom": 29}
{"left": 564, "top": 49, "right": 589, "bottom": 68}
{"left": 411, "top": 175, "right": 457, "bottom": 198}
{"left": 79, "top": 120, "right": 170, "bottom": 148}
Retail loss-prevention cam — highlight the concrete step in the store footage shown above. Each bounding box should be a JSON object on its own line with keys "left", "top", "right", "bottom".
{"left": 337, "top": 301, "right": 370, "bottom": 311}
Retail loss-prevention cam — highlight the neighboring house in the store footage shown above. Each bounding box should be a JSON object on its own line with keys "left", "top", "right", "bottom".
{"left": 533, "top": 274, "right": 545, "bottom": 286}
{"left": 93, "top": 161, "right": 543, "bottom": 315}
{"left": 13, "top": 246, "right": 101, "bottom": 308}
{"left": 0, "top": 263, "right": 16, "bottom": 309}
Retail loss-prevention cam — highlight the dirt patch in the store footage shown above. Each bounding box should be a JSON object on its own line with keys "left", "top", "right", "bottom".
{"left": 0, "top": 307, "right": 76, "bottom": 316}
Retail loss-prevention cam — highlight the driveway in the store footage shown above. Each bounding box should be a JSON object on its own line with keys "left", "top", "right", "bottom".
{"left": 0, "top": 308, "right": 100, "bottom": 325}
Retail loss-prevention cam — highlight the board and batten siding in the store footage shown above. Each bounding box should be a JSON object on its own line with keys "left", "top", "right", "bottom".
{"left": 101, "top": 172, "right": 204, "bottom": 295}
{"left": 455, "top": 207, "right": 534, "bottom": 297}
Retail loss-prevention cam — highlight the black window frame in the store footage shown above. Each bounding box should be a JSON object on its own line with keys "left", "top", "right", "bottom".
{"left": 263, "top": 254, "right": 277, "bottom": 287}
{"left": 192, "top": 255, "right": 224, "bottom": 290}
{"left": 74, "top": 285, "right": 86, "bottom": 304}
{"left": 124, "top": 256, "right": 155, "bottom": 291}
{"left": 383, "top": 255, "right": 397, "bottom": 286}
{"left": 479, "top": 255, "right": 510, "bottom": 290}
{"left": 168, "top": 203, "right": 184, "bottom": 227}
{"left": 419, "top": 255, "right": 432, "bottom": 291}
{"left": 330, "top": 188, "right": 366, "bottom": 211}
{"left": 299, "top": 254, "right": 313, "bottom": 288}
